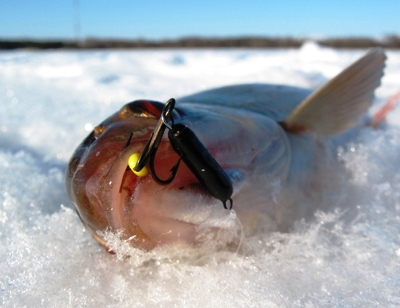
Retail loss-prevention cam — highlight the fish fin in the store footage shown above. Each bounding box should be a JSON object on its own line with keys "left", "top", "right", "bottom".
{"left": 283, "top": 47, "right": 386, "bottom": 136}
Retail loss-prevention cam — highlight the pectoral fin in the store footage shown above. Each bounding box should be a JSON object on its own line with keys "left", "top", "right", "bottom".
{"left": 283, "top": 47, "right": 386, "bottom": 136}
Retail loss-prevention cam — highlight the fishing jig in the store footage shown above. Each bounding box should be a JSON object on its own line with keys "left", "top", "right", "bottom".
{"left": 130, "top": 98, "right": 233, "bottom": 210}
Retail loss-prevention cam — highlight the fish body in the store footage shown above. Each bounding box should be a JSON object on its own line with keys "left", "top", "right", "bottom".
{"left": 66, "top": 48, "right": 386, "bottom": 250}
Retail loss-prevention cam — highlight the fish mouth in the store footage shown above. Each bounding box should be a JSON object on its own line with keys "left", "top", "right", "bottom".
{"left": 77, "top": 137, "right": 238, "bottom": 250}
{"left": 115, "top": 143, "right": 216, "bottom": 213}
{"left": 106, "top": 141, "right": 223, "bottom": 247}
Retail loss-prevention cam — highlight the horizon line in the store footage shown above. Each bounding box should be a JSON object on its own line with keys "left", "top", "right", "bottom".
{"left": 1, "top": 35, "right": 399, "bottom": 50}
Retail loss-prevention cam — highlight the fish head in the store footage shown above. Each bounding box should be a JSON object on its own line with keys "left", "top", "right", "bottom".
{"left": 66, "top": 100, "right": 239, "bottom": 250}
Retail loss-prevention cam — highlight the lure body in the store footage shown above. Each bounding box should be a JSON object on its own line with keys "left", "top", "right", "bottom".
{"left": 168, "top": 123, "right": 233, "bottom": 208}
{"left": 66, "top": 48, "right": 386, "bottom": 250}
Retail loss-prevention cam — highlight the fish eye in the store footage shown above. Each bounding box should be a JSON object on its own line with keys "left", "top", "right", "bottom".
{"left": 124, "top": 100, "right": 165, "bottom": 118}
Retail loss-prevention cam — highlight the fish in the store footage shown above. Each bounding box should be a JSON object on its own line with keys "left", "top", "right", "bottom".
{"left": 66, "top": 48, "right": 386, "bottom": 251}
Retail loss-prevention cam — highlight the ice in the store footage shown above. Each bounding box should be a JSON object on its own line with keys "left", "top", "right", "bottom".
{"left": 1, "top": 43, "right": 400, "bottom": 306}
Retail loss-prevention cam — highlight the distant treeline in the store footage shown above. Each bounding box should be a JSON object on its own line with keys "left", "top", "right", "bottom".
{"left": 1, "top": 36, "right": 400, "bottom": 50}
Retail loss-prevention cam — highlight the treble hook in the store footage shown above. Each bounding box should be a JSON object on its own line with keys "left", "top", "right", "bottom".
{"left": 133, "top": 98, "right": 179, "bottom": 184}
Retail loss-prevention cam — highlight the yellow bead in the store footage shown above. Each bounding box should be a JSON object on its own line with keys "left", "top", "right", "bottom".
{"left": 128, "top": 153, "right": 148, "bottom": 177}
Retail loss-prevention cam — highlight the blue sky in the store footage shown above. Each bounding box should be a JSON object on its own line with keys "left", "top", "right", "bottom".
{"left": 1, "top": 0, "right": 399, "bottom": 40}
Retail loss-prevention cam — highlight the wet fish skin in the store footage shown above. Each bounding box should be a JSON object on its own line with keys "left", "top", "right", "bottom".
{"left": 66, "top": 48, "right": 386, "bottom": 250}
{"left": 66, "top": 94, "right": 290, "bottom": 249}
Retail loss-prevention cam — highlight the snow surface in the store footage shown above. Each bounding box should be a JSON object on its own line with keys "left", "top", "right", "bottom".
{"left": 1, "top": 42, "right": 400, "bottom": 307}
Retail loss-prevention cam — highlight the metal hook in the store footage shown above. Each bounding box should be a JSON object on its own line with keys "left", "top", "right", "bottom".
{"left": 149, "top": 152, "right": 182, "bottom": 185}
{"left": 223, "top": 198, "right": 233, "bottom": 210}
{"left": 133, "top": 98, "right": 179, "bottom": 184}
{"left": 161, "top": 98, "right": 175, "bottom": 130}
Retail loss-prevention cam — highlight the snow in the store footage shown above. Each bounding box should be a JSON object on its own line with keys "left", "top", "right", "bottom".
{"left": 1, "top": 42, "right": 400, "bottom": 306}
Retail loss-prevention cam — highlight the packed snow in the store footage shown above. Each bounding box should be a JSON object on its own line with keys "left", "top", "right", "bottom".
{"left": 1, "top": 42, "right": 400, "bottom": 307}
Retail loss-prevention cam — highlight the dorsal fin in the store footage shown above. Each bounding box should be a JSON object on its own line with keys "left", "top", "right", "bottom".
{"left": 283, "top": 47, "right": 386, "bottom": 136}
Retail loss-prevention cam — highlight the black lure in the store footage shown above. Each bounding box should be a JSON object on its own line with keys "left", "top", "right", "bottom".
{"left": 133, "top": 98, "right": 233, "bottom": 209}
